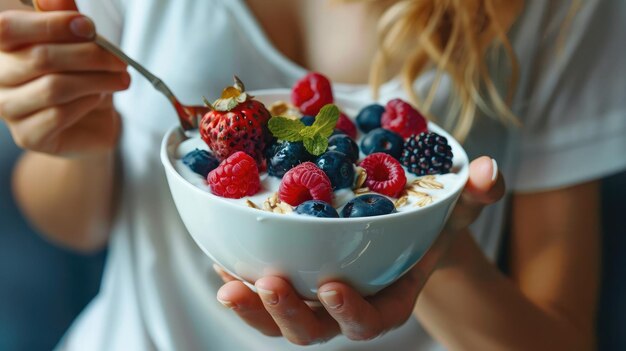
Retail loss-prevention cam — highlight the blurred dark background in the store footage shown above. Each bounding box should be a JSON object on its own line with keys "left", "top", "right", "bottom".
{"left": 0, "top": 121, "right": 624, "bottom": 350}
{"left": 597, "top": 170, "right": 626, "bottom": 351}
{"left": 0, "top": 124, "right": 106, "bottom": 351}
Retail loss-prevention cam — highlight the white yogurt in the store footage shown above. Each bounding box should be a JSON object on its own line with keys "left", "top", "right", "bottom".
{"left": 173, "top": 131, "right": 461, "bottom": 215}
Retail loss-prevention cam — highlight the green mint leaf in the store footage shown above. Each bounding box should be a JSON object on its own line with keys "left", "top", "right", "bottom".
{"left": 271, "top": 104, "right": 338, "bottom": 155}
{"left": 268, "top": 117, "right": 306, "bottom": 142}
{"left": 299, "top": 126, "right": 316, "bottom": 139}
{"left": 303, "top": 134, "right": 329, "bottom": 156}
{"left": 312, "top": 104, "right": 340, "bottom": 138}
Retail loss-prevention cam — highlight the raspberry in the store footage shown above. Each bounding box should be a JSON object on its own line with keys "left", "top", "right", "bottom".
{"left": 208, "top": 151, "right": 261, "bottom": 199}
{"left": 291, "top": 72, "right": 334, "bottom": 115}
{"left": 401, "top": 132, "right": 453, "bottom": 176}
{"left": 336, "top": 112, "right": 357, "bottom": 140}
{"left": 279, "top": 162, "right": 333, "bottom": 206}
{"left": 381, "top": 99, "right": 427, "bottom": 138}
{"left": 359, "top": 153, "right": 407, "bottom": 198}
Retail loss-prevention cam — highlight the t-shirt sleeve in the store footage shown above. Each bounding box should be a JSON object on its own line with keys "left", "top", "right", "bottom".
{"left": 511, "top": 0, "right": 626, "bottom": 192}
{"left": 76, "top": 0, "right": 124, "bottom": 45}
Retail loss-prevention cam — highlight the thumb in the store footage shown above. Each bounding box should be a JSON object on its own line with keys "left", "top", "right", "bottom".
{"left": 443, "top": 156, "right": 505, "bottom": 232}
{"left": 462, "top": 156, "right": 505, "bottom": 205}
{"left": 36, "top": 0, "right": 78, "bottom": 11}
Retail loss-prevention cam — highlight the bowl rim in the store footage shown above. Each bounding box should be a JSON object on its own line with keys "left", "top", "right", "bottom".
{"left": 160, "top": 89, "right": 470, "bottom": 224}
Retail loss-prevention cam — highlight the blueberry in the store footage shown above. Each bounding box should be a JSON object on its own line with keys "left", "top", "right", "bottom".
{"left": 356, "top": 104, "right": 385, "bottom": 133}
{"left": 360, "top": 128, "right": 404, "bottom": 160}
{"left": 300, "top": 115, "right": 315, "bottom": 126}
{"left": 295, "top": 200, "right": 339, "bottom": 218}
{"left": 266, "top": 141, "right": 314, "bottom": 178}
{"left": 331, "top": 129, "right": 347, "bottom": 137}
{"left": 340, "top": 194, "right": 397, "bottom": 218}
{"left": 182, "top": 149, "right": 219, "bottom": 177}
{"left": 328, "top": 134, "right": 360, "bottom": 163}
{"left": 315, "top": 151, "right": 355, "bottom": 190}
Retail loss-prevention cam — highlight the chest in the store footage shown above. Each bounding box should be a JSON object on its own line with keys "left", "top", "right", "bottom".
{"left": 244, "top": 0, "right": 381, "bottom": 84}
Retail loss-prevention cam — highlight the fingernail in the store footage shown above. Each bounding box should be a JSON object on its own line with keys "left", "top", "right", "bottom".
{"left": 257, "top": 287, "right": 278, "bottom": 305}
{"left": 491, "top": 158, "right": 498, "bottom": 182}
{"left": 217, "top": 297, "right": 235, "bottom": 309}
{"left": 70, "top": 16, "right": 95, "bottom": 39}
{"left": 319, "top": 290, "right": 343, "bottom": 309}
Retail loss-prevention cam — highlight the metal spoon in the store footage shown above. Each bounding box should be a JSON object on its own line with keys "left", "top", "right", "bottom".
{"left": 20, "top": 0, "right": 208, "bottom": 132}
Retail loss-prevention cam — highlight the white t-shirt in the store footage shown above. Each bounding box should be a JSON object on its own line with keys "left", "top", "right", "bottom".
{"left": 57, "top": 0, "right": 626, "bottom": 350}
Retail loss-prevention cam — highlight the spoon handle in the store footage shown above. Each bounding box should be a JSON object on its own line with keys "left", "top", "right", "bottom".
{"left": 94, "top": 36, "right": 178, "bottom": 103}
{"left": 19, "top": 0, "right": 179, "bottom": 105}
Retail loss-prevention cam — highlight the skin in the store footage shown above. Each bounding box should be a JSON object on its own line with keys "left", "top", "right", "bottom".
{"left": 215, "top": 0, "right": 600, "bottom": 349}
{"left": 0, "top": 0, "right": 600, "bottom": 349}
{"left": 0, "top": 0, "right": 128, "bottom": 251}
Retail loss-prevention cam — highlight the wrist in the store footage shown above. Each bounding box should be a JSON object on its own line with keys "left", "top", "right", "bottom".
{"left": 22, "top": 148, "right": 116, "bottom": 171}
{"left": 430, "top": 230, "right": 491, "bottom": 282}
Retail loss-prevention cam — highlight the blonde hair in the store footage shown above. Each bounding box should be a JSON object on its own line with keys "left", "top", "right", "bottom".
{"left": 363, "top": 0, "right": 526, "bottom": 141}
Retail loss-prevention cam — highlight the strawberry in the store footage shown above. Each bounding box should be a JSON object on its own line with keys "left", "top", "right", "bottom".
{"left": 200, "top": 77, "right": 272, "bottom": 168}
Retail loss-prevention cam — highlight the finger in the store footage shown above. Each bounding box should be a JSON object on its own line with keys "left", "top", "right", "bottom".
{"left": 36, "top": 0, "right": 79, "bottom": 11}
{"left": 255, "top": 277, "right": 339, "bottom": 345}
{"left": 53, "top": 103, "right": 120, "bottom": 156}
{"left": 445, "top": 156, "right": 505, "bottom": 231}
{"left": 212, "top": 263, "right": 237, "bottom": 283}
{"left": 419, "top": 228, "right": 460, "bottom": 271}
{"left": 7, "top": 94, "right": 104, "bottom": 153}
{"left": 463, "top": 156, "right": 504, "bottom": 205}
{"left": 0, "top": 42, "right": 126, "bottom": 85}
{"left": 0, "top": 11, "right": 94, "bottom": 51}
{"left": 318, "top": 267, "right": 424, "bottom": 341}
{"left": 0, "top": 71, "right": 130, "bottom": 120}
{"left": 216, "top": 280, "right": 282, "bottom": 337}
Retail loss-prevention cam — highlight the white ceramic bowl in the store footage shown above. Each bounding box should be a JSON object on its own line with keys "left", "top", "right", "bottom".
{"left": 161, "top": 90, "right": 469, "bottom": 300}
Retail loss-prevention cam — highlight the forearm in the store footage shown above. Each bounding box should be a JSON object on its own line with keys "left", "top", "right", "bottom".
{"left": 414, "top": 230, "right": 594, "bottom": 351}
{"left": 12, "top": 150, "right": 117, "bottom": 252}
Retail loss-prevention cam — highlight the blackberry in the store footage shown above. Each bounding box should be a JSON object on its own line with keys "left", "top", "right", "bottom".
{"left": 401, "top": 132, "right": 453, "bottom": 176}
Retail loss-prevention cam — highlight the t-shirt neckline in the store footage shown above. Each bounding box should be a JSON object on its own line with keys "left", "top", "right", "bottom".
{"left": 228, "top": 0, "right": 400, "bottom": 94}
